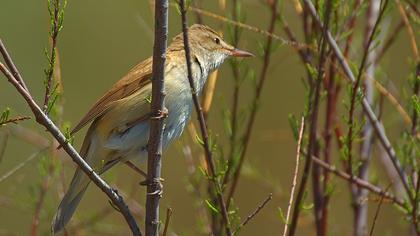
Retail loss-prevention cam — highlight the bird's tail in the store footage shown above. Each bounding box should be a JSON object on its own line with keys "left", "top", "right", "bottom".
{"left": 51, "top": 124, "right": 98, "bottom": 234}
{"left": 51, "top": 168, "right": 90, "bottom": 234}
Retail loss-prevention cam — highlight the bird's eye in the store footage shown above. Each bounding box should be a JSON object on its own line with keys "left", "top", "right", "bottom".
{"left": 214, "top": 37, "right": 220, "bottom": 44}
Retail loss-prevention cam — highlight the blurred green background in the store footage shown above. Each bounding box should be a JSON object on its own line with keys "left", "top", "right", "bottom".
{"left": 0, "top": 0, "right": 412, "bottom": 235}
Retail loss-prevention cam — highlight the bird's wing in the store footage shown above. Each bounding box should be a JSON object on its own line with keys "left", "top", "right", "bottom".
{"left": 71, "top": 57, "right": 153, "bottom": 134}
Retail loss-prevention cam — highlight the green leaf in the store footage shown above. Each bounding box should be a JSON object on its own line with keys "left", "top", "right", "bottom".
{"left": 0, "top": 108, "right": 10, "bottom": 123}
{"left": 412, "top": 95, "right": 420, "bottom": 117}
{"left": 301, "top": 202, "right": 314, "bottom": 210}
{"left": 277, "top": 207, "right": 288, "bottom": 224}
{"left": 195, "top": 134, "right": 204, "bottom": 146}
{"left": 204, "top": 199, "right": 220, "bottom": 214}
{"left": 288, "top": 114, "right": 299, "bottom": 140}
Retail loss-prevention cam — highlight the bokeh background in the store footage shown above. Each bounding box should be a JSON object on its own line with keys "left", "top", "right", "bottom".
{"left": 0, "top": 0, "right": 413, "bottom": 235}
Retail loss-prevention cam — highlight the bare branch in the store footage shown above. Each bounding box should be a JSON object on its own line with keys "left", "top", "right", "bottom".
{"left": 234, "top": 193, "right": 273, "bottom": 234}
{"left": 283, "top": 117, "right": 305, "bottom": 236}
{"left": 369, "top": 185, "right": 390, "bottom": 236}
{"left": 226, "top": 0, "right": 279, "bottom": 207}
{"left": 0, "top": 48, "right": 141, "bottom": 235}
{"left": 178, "top": 1, "right": 232, "bottom": 235}
{"left": 0, "top": 149, "right": 45, "bottom": 183}
{"left": 0, "top": 116, "right": 30, "bottom": 126}
{"left": 311, "top": 156, "right": 404, "bottom": 207}
{"left": 302, "top": 0, "right": 411, "bottom": 202}
{"left": 43, "top": 0, "right": 64, "bottom": 113}
{"left": 145, "top": 0, "right": 169, "bottom": 235}
{"left": 162, "top": 208, "right": 173, "bottom": 236}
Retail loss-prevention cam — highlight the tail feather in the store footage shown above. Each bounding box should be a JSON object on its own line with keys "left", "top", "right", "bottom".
{"left": 51, "top": 169, "right": 90, "bottom": 234}
{"left": 51, "top": 123, "right": 98, "bottom": 234}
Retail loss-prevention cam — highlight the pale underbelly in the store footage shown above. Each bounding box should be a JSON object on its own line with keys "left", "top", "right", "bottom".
{"left": 103, "top": 101, "right": 192, "bottom": 164}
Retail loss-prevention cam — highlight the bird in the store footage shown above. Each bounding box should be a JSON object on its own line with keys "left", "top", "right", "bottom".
{"left": 51, "top": 24, "right": 253, "bottom": 233}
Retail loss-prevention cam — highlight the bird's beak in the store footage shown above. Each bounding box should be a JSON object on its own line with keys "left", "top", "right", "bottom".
{"left": 230, "top": 48, "right": 254, "bottom": 57}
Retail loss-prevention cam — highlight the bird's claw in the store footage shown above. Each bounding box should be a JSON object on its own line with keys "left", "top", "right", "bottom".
{"left": 140, "top": 178, "right": 165, "bottom": 196}
{"left": 140, "top": 177, "right": 164, "bottom": 196}
{"left": 151, "top": 108, "right": 169, "bottom": 120}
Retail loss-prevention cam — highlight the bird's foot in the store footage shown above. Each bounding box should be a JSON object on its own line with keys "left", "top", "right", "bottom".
{"left": 140, "top": 177, "right": 164, "bottom": 196}
{"left": 151, "top": 107, "right": 169, "bottom": 120}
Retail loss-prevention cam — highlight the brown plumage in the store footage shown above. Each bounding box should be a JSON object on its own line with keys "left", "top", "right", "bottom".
{"left": 51, "top": 24, "right": 253, "bottom": 234}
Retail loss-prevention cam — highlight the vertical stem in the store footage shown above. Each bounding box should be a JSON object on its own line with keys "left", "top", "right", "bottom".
{"left": 354, "top": 1, "right": 381, "bottom": 235}
{"left": 283, "top": 117, "right": 305, "bottom": 236}
{"left": 178, "top": 1, "right": 232, "bottom": 235}
{"left": 226, "top": 0, "right": 279, "bottom": 207}
{"left": 290, "top": 1, "right": 333, "bottom": 234}
{"left": 145, "top": 0, "right": 168, "bottom": 235}
{"left": 303, "top": 0, "right": 411, "bottom": 202}
{"left": 43, "top": 0, "right": 61, "bottom": 113}
{"left": 320, "top": 53, "right": 337, "bottom": 235}
{"left": 412, "top": 64, "right": 420, "bottom": 135}
{"left": 314, "top": 1, "right": 334, "bottom": 235}
{"left": 224, "top": 0, "right": 241, "bottom": 185}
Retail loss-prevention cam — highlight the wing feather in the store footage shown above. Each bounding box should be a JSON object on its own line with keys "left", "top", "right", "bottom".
{"left": 71, "top": 57, "right": 153, "bottom": 134}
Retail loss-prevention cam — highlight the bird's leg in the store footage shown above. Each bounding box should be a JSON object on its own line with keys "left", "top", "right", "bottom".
{"left": 125, "top": 161, "right": 147, "bottom": 179}
{"left": 139, "top": 177, "right": 164, "bottom": 196}
{"left": 124, "top": 160, "right": 165, "bottom": 191}
{"left": 150, "top": 107, "right": 169, "bottom": 120}
{"left": 140, "top": 107, "right": 167, "bottom": 196}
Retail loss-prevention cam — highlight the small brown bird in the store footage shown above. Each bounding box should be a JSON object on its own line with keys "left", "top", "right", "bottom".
{"left": 51, "top": 24, "right": 253, "bottom": 233}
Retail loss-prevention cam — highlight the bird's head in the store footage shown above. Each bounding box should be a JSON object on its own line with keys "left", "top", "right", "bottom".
{"left": 170, "top": 24, "right": 253, "bottom": 72}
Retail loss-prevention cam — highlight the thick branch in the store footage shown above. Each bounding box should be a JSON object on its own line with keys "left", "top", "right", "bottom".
{"left": 178, "top": 1, "right": 232, "bottom": 235}
{"left": 145, "top": 0, "right": 169, "bottom": 235}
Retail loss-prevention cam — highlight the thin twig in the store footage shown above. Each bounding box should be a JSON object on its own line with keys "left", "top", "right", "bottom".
{"left": 371, "top": 78, "right": 411, "bottom": 125}
{"left": 346, "top": 0, "right": 388, "bottom": 185}
{"left": 154, "top": 1, "right": 308, "bottom": 50}
{"left": 43, "top": 0, "right": 63, "bottom": 113}
{"left": 404, "top": 0, "right": 420, "bottom": 17}
{"left": 369, "top": 185, "right": 390, "bottom": 236}
{"left": 224, "top": 0, "right": 242, "bottom": 185}
{"left": 125, "top": 161, "right": 148, "bottom": 179}
{"left": 0, "top": 149, "right": 46, "bottom": 183}
{"left": 303, "top": 0, "right": 411, "bottom": 202}
{"left": 71, "top": 206, "right": 114, "bottom": 231}
{"left": 412, "top": 63, "right": 420, "bottom": 135}
{"left": 412, "top": 169, "right": 420, "bottom": 234}
{"left": 320, "top": 52, "right": 339, "bottom": 236}
{"left": 162, "top": 208, "right": 173, "bottom": 236}
{"left": 178, "top": 1, "right": 232, "bottom": 235}
{"left": 182, "top": 144, "right": 212, "bottom": 235}
{"left": 311, "top": 156, "right": 404, "bottom": 207}
{"left": 310, "top": 1, "right": 334, "bottom": 234}
{"left": 283, "top": 117, "right": 305, "bottom": 236}
{"left": 289, "top": 1, "right": 335, "bottom": 234}
{"left": 233, "top": 193, "right": 273, "bottom": 234}
{"left": 353, "top": 1, "right": 384, "bottom": 234}
{"left": 31, "top": 168, "right": 51, "bottom": 236}
{"left": 226, "top": 0, "right": 279, "bottom": 208}
{"left": 343, "top": 0, "right": 362, "bottom": 58}
{"left": 0, "top": 60, "right": 141, "bottom": 235}
{"left": 0, "top": 116, "right": 30, "bottom": 126}
{"left": 395, "top": 0, "right": 419, "bottom": 62}
{"left": 375, "top": 20, "right": 405, "bottom": 63}
{"left": 281, "top": 19, "right": 314, "bottom": 86}
{"left": 145, "top": 0, "right": 169, "bottom": 235}
{"left": 283, "top": 20, "right": 412, "bottom": 128}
